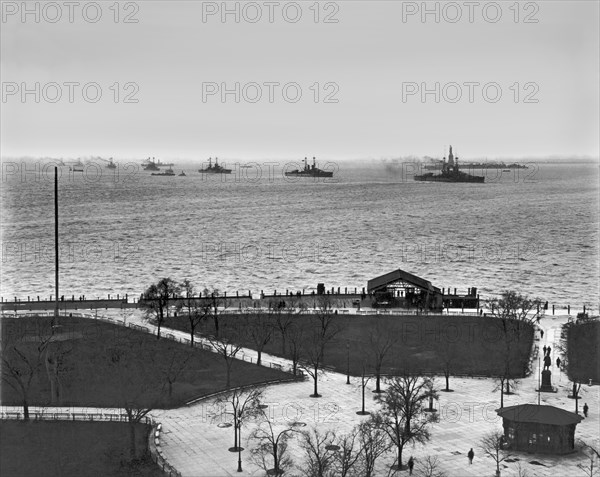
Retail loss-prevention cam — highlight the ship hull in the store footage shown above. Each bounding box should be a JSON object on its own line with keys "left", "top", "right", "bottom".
{"left": 284, "top": 171, "right": 333, "bottom": 178}
{"left": 198, "top": 169, "right": 232, "bottom": 174}
{"left": 414, "top": 174, "right": 484, "bottom": 183}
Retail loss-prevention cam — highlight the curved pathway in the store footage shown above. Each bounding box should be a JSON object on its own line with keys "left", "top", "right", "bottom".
{"left": 2, "top": 310, "right": 598, "bottom": 476}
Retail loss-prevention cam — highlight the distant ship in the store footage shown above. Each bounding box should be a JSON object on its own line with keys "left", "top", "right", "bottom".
{"left": 105, "top": 157, "right": 117, "bottom": 169}
{"left": 179, "top": 170, "right": 186, "bottom": 176}
{"left": 151, "top": 167, "right": 175, "bottom": 176}
{"left": 69, "top": 159, "right": 84, "bottom": 172}
{"left": 143, "top": 157, "right": 174, "bottom": 171}
{"left": 198, "top": 157, "right": 232, "bottom": 174}
{"left": 285, "top": 157, "right": 333, "bottom": 178}
{"left": 414, "top": 146, "right": 485, "bottom": 183}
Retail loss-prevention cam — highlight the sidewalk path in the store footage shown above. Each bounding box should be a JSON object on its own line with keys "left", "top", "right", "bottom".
{"left": 3, "top": 309, "right": 598, "bottom": 476}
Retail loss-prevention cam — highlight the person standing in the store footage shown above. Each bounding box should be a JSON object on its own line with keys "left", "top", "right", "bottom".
{"left": 543, "top": 345, "right": 547, "bottom": 356}
{"left": 583, "top": 403, "right": 589, "bottom": 417}
{"left": 407, "top": 456, "right": 414, "bottom": 475}
{"left": 556, "top": 357, "right": 561, "bottom": 369}
{"left": 468, "top": 448, "right": 474, "bottom": 464}
{"left": 540, "top": 329, "right": 544, "bottom": 339}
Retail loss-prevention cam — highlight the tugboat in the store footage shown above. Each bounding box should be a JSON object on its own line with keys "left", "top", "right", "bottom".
{"left": 105, "top": 157, "right": 117, "bottom": 169}
{"left": 284, "top": 157, "right": 333, "bottom": 178}
{"left": 178, "top": 170, "right": 186, "bottom": 176}
{"left": 151, "top": 167, "right": 175, "bottom": 176}
{"left": 414, "top": 146, "right": 484, "bottom": 183}
{"left": 198, "top": 157, "right": 232, "bottom": 174}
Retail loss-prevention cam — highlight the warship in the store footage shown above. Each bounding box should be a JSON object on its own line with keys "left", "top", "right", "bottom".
{"left": 414, "top": 146, "right": 485, "bottom": 183}
{"left": 198, "top": 157, "right": 232, "bottom": 174}
{"left": 285, "top": 157, "right": 333, "bottom": 178}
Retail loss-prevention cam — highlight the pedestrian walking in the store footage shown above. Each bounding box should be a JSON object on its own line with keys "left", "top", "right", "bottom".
{"left": 556, "top": 357, "right": 561, "bottom": 369}
{"left": 583, "top": 403, "right": 589, "bottom": 418}
{"left": 468, "top": 448, "right": 474, "bottom": 464}
{"left": 543, "top": 345, "right": 547, "bottom": 355}
{"left": 547, "top": 346, "right": 552, "bottom": 356}
{"left": 540, "top": 329, "right": 544, "bottom": 339}
{"left": 408, "top": 456, "right": 414, "bottom": 475}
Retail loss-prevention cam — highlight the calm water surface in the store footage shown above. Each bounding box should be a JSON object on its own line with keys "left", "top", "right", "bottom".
{"left": 1, "top": 160, "right": 598, "bottom": 307}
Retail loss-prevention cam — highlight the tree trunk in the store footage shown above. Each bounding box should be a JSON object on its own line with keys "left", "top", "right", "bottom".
{"left": 500, "top": 384, "right": 504, "bottom": 408}
{"left": 233, "top": 423, "right": 238, "bottom": 448}
{"left": 129, "top": 421, "right": 137, "bottom": 459}
{"left": 313, "top": 364, "right": 319, "bottom": 396}
{"left": 397, "top": 445, "right": 403, "bottom": 470}
{"left": 23, "top": 398, "right": 30, "bottom": 421}
{"left": 375, "top": 373, "right": 381, "bottom": 393}
{"left": 445, "top": 372, "right": 450, "bottom": 391}
{"left": 281, "top": 335, "right": 286, "bottom": 356}
{"left": 257, "top": 350, "right": 262, "bottom": 366}
{"left": 214, "top": 314, "right": 219, "bottom": 337}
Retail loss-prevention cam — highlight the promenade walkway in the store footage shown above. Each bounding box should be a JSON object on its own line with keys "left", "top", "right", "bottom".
{"left": 2, "top": 309, "right": 598, "bottom": 476}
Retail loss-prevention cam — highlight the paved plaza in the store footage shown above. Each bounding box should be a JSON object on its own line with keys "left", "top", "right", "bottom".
{"left": 2, "top": 310, "right": 598, "bottom": 476}
{"left": 136, "top": 311, "right": 600, "bottom": 477}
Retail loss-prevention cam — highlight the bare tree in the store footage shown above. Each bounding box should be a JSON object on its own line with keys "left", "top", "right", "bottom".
{"left": 314, "top": 296, "right": 340, "bottom": 359}
{"left": 480, "top": 430, "right": 510, "bottom": 477}
{"left": 214, "top": 386, "right": 264, "bottom": 451}
{"left": 287, "top": 323, "right": 304, "bottom": 376}
{"left": 356, "top": 415, "right": 391, "bottom": 477}
{"left": 1, "top": 318, "right": 54, "bottom": 419}
{"left": 106, "top": 332, "right": 159, "bottom": 459}
{"left": 140, "top": 277, "right": 180, "bottom": 339}
{"left": 375, "top": 373, "right": 439, "bottom": 470}
{"left": 273, "top": 305, "right": 295, "bottom": 355}
{"left": 356, "top": 363, "right": 373, "bottom": 415}
{"left": 438, "top": 339, "right": 459, "bottom": 392}
{"left": 493, "top": 372, "right": 520, "bottom": 409}
{"left": 301, "top": 328, "right": 326, "bottom": 397}
{"left": 368, "top": 322, "right": 394, "bottom": 393}
{"left": 417, "top": 455, "right": 447, "bottom": 477}
{"left": 486, "top": 290, "right": 543, "bottom": 325}
{"left": 577, "top": 440, "right": 600, "bottom": 477}
{"left": 203, "top": 287, "right": 227, "bottom": 338}
{"left": 244, "top": 310, "right": 274, "bottom": 366}
{"left": 152, "top": 342, "right": 194, "bottom": 398}
{"left": 180, "top": 278, "right": 209, "bottom": 346}
{"left": 298, "top": 427, "right": 337, "bottom": 477}
{"left": 249, "top": 417, "right": 296, "bottom": 476}
{"left": 44, "top": 339, "right": 72, "bottom": 404}
{"left": 331, "top": 430, "right": 362, "bottom": 477}
{"left": 207, "top": 335, "right": 243, "bottom": 388}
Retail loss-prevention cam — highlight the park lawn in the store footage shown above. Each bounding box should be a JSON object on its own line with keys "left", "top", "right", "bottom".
{"left": 164, "top": 313, "right": 534, "bottom": 379}
{"left": 565, "top": 320, "right": 600, "bottom": 383}
{"left": 0, "top": 420, "right": 161, "bottom": 477}
{"left": 1, "top": 315, "right": 292, "bottom": 410}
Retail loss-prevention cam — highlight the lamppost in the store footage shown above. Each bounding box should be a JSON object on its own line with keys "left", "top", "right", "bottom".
{"left": 346, "top": 340, "right": 350, "bottom": 384}
{"left": 237, "top": 424, "right": 242, "bottom": 472}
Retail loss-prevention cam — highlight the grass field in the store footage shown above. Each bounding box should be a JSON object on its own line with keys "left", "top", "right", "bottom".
{"left": 164, "top": 312, "right": 534, "bottom": 379}
{"left": 0, "top": 420, "right": 162, "bottom": 477}
{"left": 565, "top": 319, "right": 600, "bottom": 383}
{"left": 1, "top": 315, "right": 292, "bottom": 409}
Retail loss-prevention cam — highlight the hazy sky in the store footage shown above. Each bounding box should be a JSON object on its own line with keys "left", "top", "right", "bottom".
{"left": 1, "top": 1, "right": 599, "bottom": 160}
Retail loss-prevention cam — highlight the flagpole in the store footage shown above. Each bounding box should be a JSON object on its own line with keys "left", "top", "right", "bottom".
{"left": 54, "top": 166, "right": 59, "bottom": 324}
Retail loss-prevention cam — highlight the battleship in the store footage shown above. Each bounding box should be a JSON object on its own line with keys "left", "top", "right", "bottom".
{"left": 285, "top": 157, "right": 333, "bottom": 178}
{"left": 414, "top": 147, "right": 485, "bottom": 183}
{"left": 142, "top": 157, "right": 174, "bottom": 171}
{"left": 198, "top": 157, "right": 232, "bottom": 174}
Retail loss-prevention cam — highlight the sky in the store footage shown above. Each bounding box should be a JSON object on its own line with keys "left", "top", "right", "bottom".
{"left": 1, "top": 1, "right": 599, "bottom": 161}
